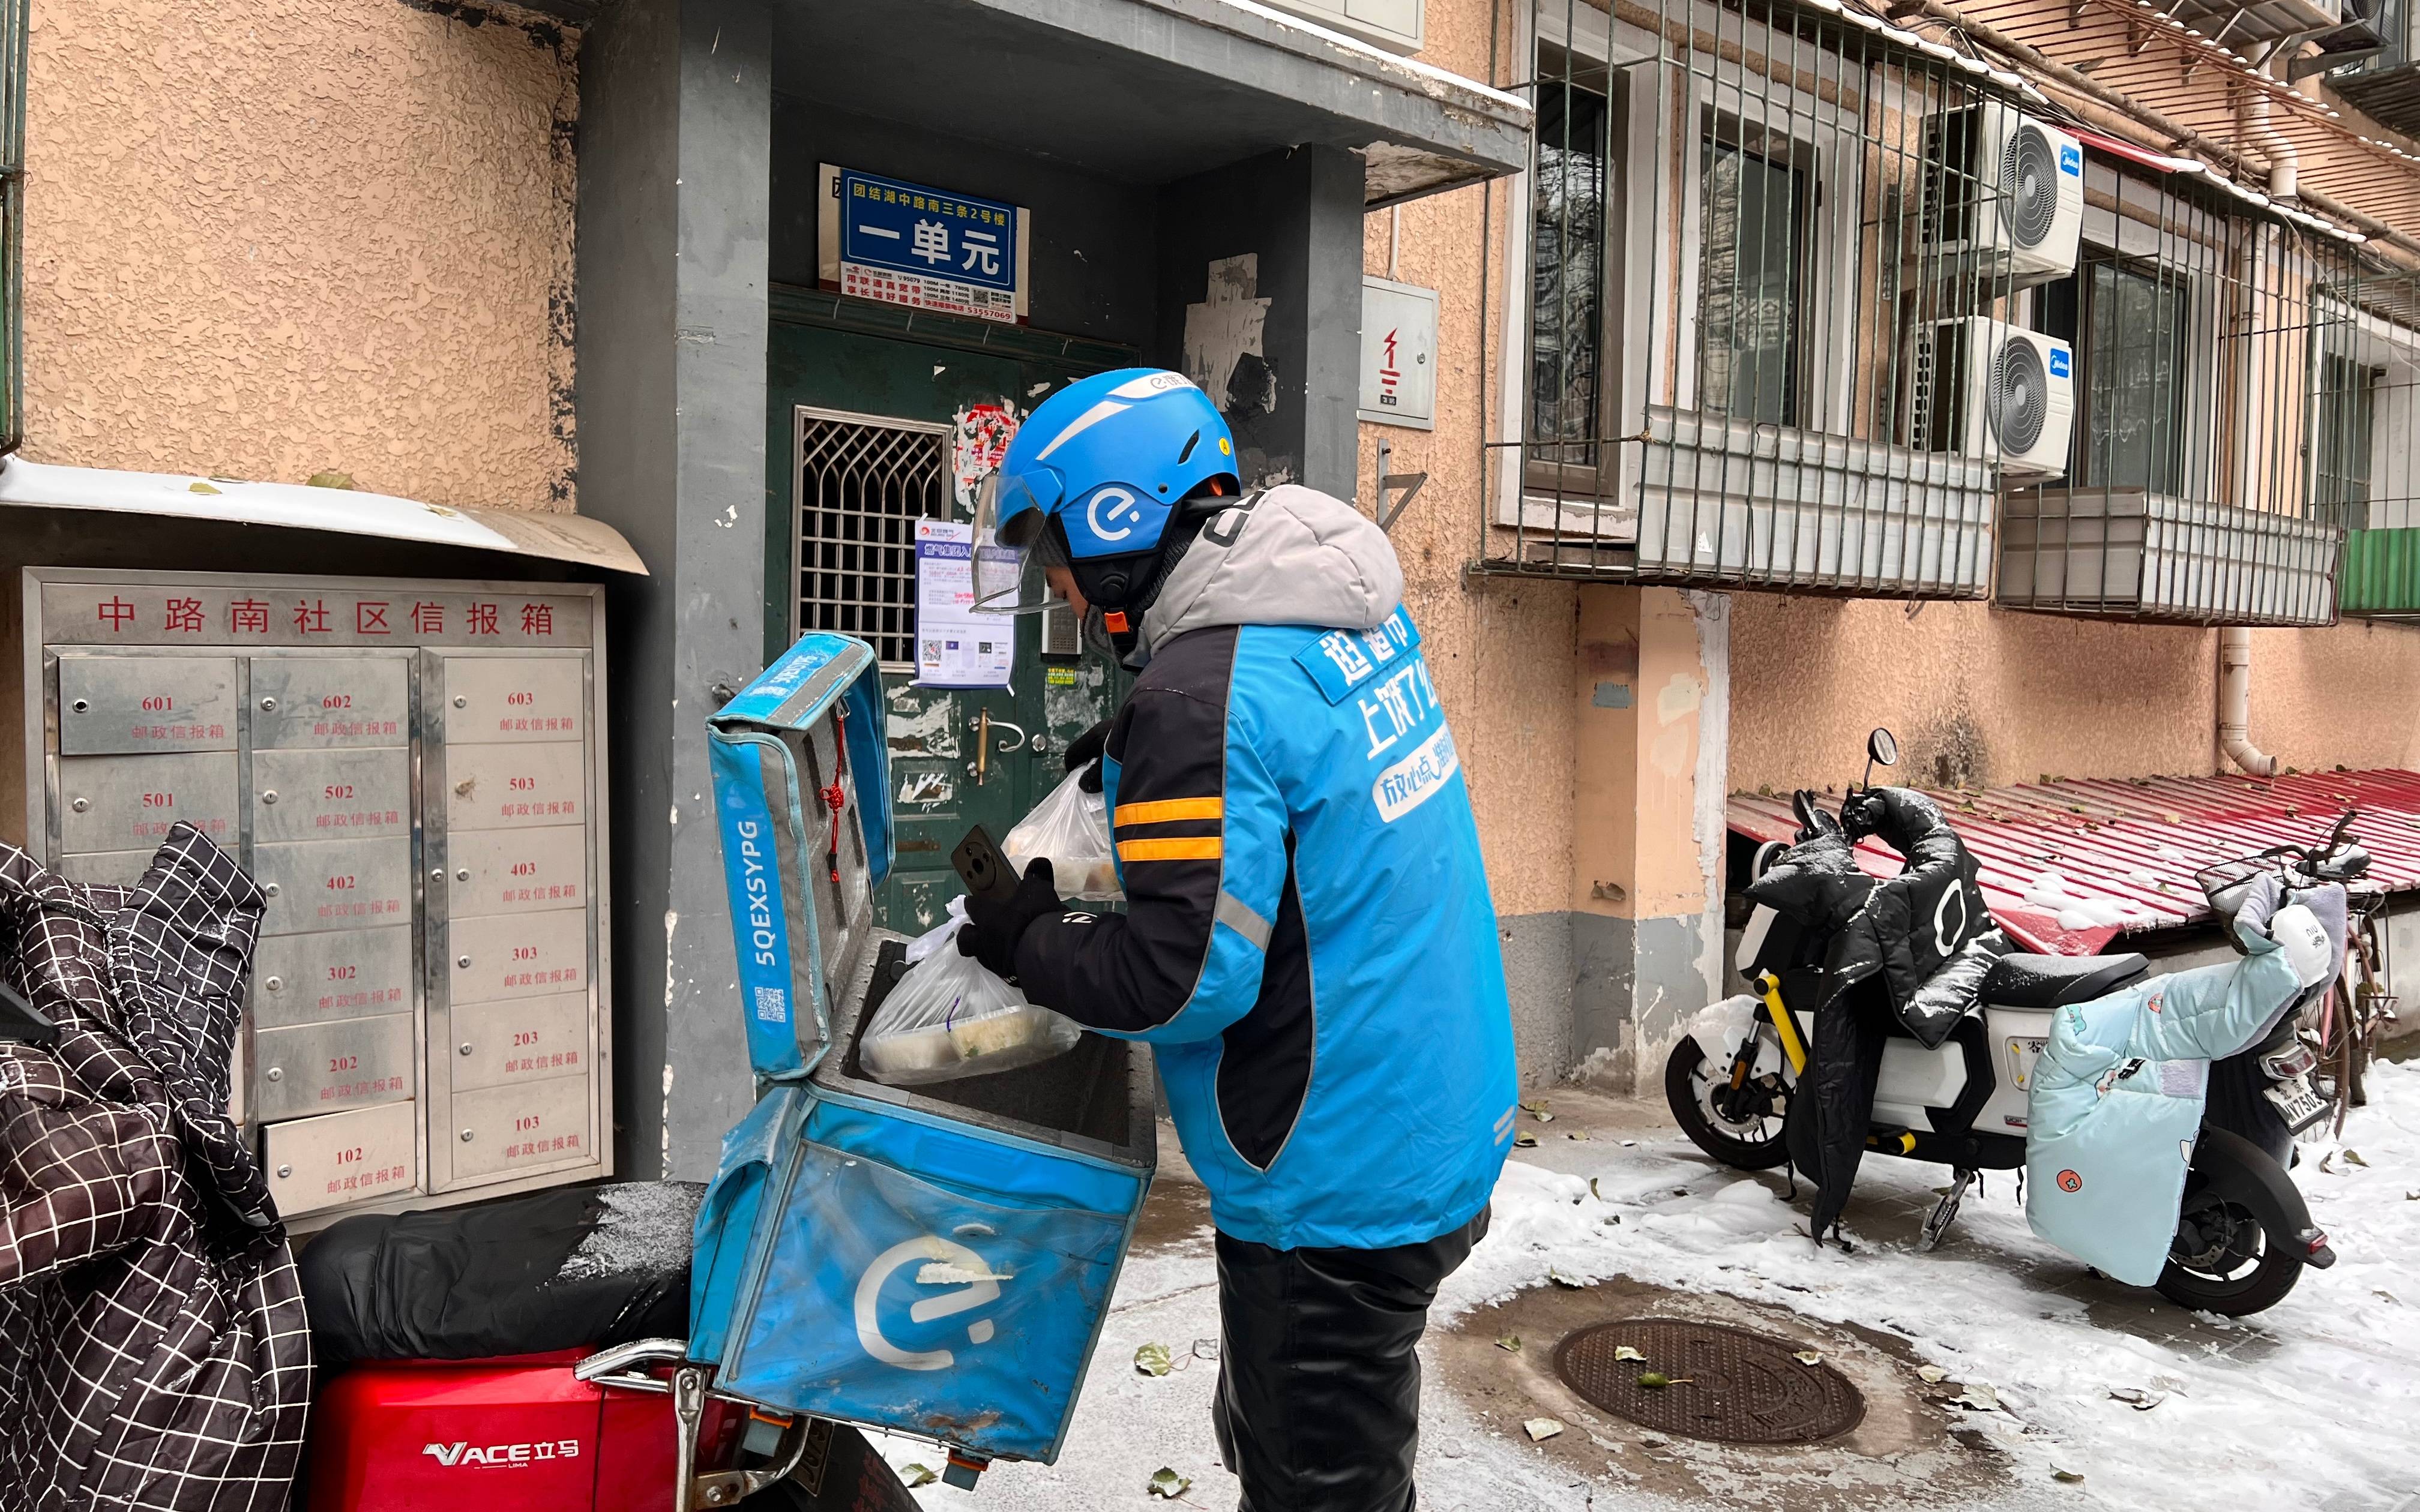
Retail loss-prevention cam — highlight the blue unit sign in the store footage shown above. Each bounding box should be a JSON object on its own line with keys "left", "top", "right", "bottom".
{"left": 822, "top": 164, "right": 1026, "bottom": 325}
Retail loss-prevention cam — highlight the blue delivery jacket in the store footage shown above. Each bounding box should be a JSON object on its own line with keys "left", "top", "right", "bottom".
{"left": 1016, "top": 485, "right": 1519, "bottom": 1250}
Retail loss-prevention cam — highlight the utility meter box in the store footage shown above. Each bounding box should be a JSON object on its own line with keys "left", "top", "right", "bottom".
{"left": 692, "top": 633, "right": 1155, "bottom": 1471}
{"left": 20, "top": 567, "right": 612, "bottom": 1225}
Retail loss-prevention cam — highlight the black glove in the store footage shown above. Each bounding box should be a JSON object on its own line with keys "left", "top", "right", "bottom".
{"left": 957, "top": 856, "right": 1070, "bottom": 980}
{"left": 1064, "top": 717, "right": 1110, "bottom": 793}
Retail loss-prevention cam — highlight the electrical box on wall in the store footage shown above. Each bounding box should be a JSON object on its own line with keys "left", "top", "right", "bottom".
{"left": 1359, "top": 275, "right": 1439, "bottom": 430}
{"left": 1260, "top": 0, "right": 1423, "bottom": 55}
{"left": 23, "top": 568, "right": 612, "bottom": 1227}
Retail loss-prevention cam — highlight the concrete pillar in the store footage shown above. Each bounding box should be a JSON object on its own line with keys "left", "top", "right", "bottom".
{"left": 1157, "top": 145, "right": 1365, "bottom": 497}
{"left": 1568, "top": 587, "right": 1732, "bottom": 1092}
{"left": 575, "top": 0, "right": 772, "bottom": 1180}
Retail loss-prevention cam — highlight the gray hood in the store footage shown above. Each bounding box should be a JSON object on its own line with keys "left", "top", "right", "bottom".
{"left": 1140, "top": 484, "right": 1403, "bottom": 653}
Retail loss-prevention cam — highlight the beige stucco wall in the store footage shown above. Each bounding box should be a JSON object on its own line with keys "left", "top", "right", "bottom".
{"left": 23, "top": 0, "right": 578, "bottom": 509}
{"left": 1364, "top": 0, "right": 1583, "bottom": 923}
{"left": 1730, "top": 595, "right": 2420, "bottom": 794}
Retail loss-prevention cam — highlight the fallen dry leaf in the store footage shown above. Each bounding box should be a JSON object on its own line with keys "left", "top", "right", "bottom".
{"left": 1146, "top": 1467, "right": 1191, "bottom": 1499}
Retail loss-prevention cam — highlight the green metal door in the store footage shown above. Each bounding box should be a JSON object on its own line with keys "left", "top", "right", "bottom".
{"left": 766, "top": 301, "right": 1130, "bottom": 933}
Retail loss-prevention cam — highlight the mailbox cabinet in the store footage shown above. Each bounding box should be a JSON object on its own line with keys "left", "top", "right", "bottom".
{"left": 23, "top": 569, "right": 612, "bottom": 1228}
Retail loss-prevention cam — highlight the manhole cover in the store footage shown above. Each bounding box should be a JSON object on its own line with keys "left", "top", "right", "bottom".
{"left": 1553, "top": 1318, "right": 1865, "bottom": 1445}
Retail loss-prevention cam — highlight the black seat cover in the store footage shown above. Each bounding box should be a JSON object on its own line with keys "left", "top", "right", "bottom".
{"left": 1985, "top": 951, "right": 2149, "bottom": 1008}
{"left": 298, "top": 1181, "right": 699, "bottom": 1367}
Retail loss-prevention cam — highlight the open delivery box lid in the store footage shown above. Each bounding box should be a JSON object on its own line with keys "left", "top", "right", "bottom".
{"left": 696, "top": 634, "right": 1156, "bottom": 1468}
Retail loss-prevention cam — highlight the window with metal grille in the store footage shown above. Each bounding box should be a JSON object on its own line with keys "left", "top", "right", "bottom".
{"left": 1529, "top": 65, "right": 1612, "bottom": 462}
{"left": 2036, "top": 256, "right": 2193, "bottom": 496}
{"left": 1697, "top": 133, "right": 1809, "bottom": 428}
{"left": 793, "top": 408, "right": 952, "bottom": 670}
{"left": 2313, "top": 350, "right": 2380, "bottom": 530}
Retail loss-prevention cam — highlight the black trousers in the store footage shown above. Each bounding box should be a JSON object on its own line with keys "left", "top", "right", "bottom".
{"left": 1211, "top": 1207, "right": 1488, "bottom": 1512}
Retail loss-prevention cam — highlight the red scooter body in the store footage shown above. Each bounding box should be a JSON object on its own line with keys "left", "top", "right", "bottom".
{"left": 302, "top": 1352, "right": 744, "bottom": 1511}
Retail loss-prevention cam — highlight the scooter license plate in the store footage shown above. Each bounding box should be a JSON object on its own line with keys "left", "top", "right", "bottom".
{"left": 2263, "top": 1079, "right": 2331, "bottom": 1135}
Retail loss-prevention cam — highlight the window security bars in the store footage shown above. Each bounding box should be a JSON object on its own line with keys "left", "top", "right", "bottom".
{"left": 792, "top": 408, "right": 953, "bottom": 670}
{"left": 2317, "top": 265, "right": 2420, "bottom": 617}
{"left": 1493, "top": 0, "right": 2047, "bottom": 596}
{"left": 1996, "top": 164, "right": 2376, "bottom": 628}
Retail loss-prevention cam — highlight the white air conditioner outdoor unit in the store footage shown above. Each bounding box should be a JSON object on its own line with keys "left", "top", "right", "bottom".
{"left": 1919, "top": 101, "right": 2084, "bottom": 290}
{"left": 1256, "top": 0, "right": 1424, "bottom": 55}
{"left": 1907, "top": 317, "right": 2075, "bottom": 480}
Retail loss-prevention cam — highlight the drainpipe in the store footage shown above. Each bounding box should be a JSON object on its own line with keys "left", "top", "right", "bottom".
{"left": 2219, "top": 628, "right": 2278, "bottom": 776}
{"left": 2214, "top": 69, "right": 2295, "bottom": 781}
{"left": 2241, "top": 70, "right": 2299, "bottom": 201}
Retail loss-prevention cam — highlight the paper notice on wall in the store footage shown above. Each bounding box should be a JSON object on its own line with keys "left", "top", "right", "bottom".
{"left": 914, "top": 518, "right": 1014, "bottom": 689}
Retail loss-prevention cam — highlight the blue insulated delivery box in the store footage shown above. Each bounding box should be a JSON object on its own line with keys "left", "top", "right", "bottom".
{"left": 691, "top": 632, "right": 1156, "bottom": 1466}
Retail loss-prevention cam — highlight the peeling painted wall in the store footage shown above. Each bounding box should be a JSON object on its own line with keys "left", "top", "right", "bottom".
{"left": 1359, "top": 0, "right": 1584, "bottom": 1088}
{"left": 1729, "top": 597, "right": 2420, "bottom": 795}
{"left": 23, "top": 0, "right": 579, "bottom": 509}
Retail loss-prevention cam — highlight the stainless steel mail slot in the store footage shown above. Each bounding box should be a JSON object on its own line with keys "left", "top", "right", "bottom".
{"left": 263, "top": 1100, "right": 419, "bottom": 1217}
{"left": 447, "top": 1073, "right": 593, "bottom": 1184}
{"left": 444, "top": 825, "right": 588, "bottom": 918}
{"left": 250, "top": 656, "right": 411, "bottom": 749}
{"left": 58, "top": 655, "right": 239, "bottom": 755}
{"left": 252, "top": 925, "right": 415, "bottom": 1030}
{"left": 251, "top": 746, "right": 411, "bottom": 845}
{"left": 252, "top": 1013, "right": 415, "bottom": 1122}
{"left": 442, "top": 741, "right": 586, "bottom": 833}
{"left": 443, "top": 656, "right": 585, "bottom": 745}
{"left": 447, "top": 908, "right": 589, "bottom": 1006}
{"left": 254, "top": 836, "right": 413, "bottom": 938}
{"left": 445, "top": 991, "right": 591, "bottom": 1093}
{"left": 55, "top": 848, "right": 155, "bottom": 889}
{"left": 57, "top": 752, "right": 238, "bottom": 855}
{"left": 29, "top": 569, "right": 613, "bottom": 1229}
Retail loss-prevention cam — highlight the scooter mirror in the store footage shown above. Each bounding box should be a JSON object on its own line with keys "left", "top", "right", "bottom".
{"left": 1867, "top": 728, "right": 1899, "bottom": 767}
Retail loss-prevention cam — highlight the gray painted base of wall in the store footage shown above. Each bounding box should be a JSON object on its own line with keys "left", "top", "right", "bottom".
{"left": 1502, "top": 908, "right": 1717, "bottom": 1095}
{"left": 1498, "top": 910, "right": 1576, "bottom": 1091}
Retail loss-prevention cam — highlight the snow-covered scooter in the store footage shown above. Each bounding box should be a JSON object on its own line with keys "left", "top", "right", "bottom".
{"left": 1664, "top": 730, "right": 2341, "bottom": 1316}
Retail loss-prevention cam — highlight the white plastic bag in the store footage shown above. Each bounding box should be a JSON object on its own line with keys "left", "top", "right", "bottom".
{"left": 860, "top": 913, "right": 1083, "bottom": 1085}
{"left": 1003, "top": 772, "right": 1122, "bottom": 901}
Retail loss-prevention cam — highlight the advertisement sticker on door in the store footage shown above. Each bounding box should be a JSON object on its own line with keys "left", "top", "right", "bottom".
{"left": 913, "top": 519, "right": 1014, "bottom": 690}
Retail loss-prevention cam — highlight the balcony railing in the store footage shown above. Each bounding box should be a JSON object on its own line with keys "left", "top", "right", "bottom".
{"left": 1478, "top": 0, "right": 2042, "bottom": 597}
{"left": 1993, "top": 155, "right": 2383, "bottom": 628}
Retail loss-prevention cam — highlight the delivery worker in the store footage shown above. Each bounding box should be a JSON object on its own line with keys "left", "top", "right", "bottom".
{"left": 957, "top": 368, "right": 1519, "bottom": 1512}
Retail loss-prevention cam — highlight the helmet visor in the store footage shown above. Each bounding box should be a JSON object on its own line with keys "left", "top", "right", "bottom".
{"left": 969, "top": 472, "right": 1071, "bottom": 616}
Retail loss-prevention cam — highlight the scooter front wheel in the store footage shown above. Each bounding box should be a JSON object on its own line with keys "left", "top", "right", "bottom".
{"left": 1664, "top": 1037, "right": 1793, "bottom": 1171}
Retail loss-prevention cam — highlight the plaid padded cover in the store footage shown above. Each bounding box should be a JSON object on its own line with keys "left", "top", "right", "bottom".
{"left": 0, "top": 825, "right": 311, "bottom": 1510}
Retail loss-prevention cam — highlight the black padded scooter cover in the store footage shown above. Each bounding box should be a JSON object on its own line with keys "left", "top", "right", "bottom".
{"left": 300, "top": 1181, "right": 699, "bottom": 1366}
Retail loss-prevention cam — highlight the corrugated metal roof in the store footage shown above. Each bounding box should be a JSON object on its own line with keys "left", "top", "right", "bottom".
{"left": 1729, "top": 768, "right": 2420, "bottom": 956}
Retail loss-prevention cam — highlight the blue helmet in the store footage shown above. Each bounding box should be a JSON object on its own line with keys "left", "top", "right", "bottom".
{"left": 989, "top": 370, "right": 1238, "bottom": 608}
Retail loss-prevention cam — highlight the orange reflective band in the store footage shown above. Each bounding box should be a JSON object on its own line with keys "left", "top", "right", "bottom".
{"left": 1114, "top": 797, "right": 1224, "bottom": 827}
{"left": 1104, "top": 610, "right": 1130, "bottom": 632}
{"left": 1116, "top": 837, "right": 1223, "bottom": 862}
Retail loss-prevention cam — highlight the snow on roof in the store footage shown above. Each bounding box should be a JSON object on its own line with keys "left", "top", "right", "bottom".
{"left": 0, "top": 458, "right": 648, "bottom": 575}
{"left": 1730, "top": 767, "right": 2420, "bottom": 955}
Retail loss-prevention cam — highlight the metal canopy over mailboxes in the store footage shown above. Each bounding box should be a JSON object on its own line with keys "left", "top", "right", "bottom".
{"left": 22, "top": 568, "right": 613, "bottom": 1227}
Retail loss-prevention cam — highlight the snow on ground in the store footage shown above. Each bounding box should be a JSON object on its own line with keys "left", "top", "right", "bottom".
{"left": 876, "top": 1063, "right": 2420, "bottom": 1511}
